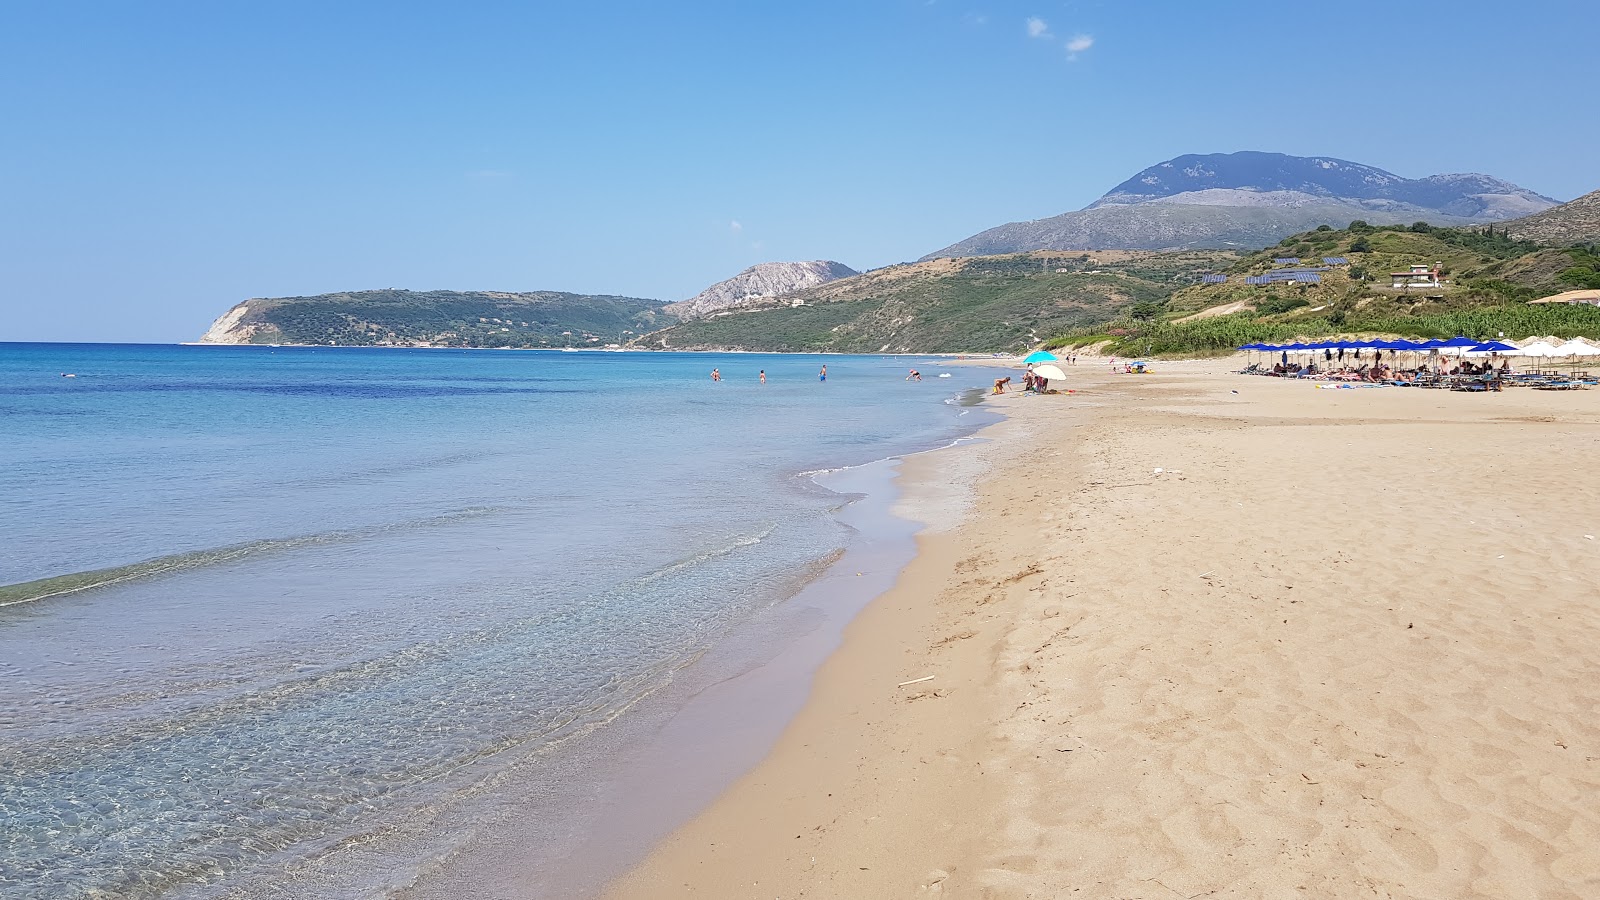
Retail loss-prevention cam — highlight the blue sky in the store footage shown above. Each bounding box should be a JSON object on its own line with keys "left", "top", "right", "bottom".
{"left": 2, "top": 0, "right": 1594, "bottom": 342}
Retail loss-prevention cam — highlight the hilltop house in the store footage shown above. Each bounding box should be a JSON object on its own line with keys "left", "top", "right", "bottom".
{"left": 1390, "top": 264, "right": 1442, "bottom": 289}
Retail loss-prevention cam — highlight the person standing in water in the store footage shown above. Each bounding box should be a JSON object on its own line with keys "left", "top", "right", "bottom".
{"left": 819, "top": 364, "right": 827, "bottom": 382}
{"left": 759, "top": 370, "right": 766, "bottom": 384}
{"left": 711, "top": 368, "right": 721, "bottom": 382}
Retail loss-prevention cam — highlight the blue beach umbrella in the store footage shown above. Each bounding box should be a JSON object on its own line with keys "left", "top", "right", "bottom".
{"left": 1435, "top": 335, "right": 1482, "bottom": 359}
{"left": 1466, "top": 341, "right": 1517, "bottom": 356}
{"left": 1022, "top": 351, "right": 1059, "bottom": 364}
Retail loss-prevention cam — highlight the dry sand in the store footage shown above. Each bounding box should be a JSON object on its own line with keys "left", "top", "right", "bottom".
{"left": 603, "top": 361, "right": 1600, "bottom": 899}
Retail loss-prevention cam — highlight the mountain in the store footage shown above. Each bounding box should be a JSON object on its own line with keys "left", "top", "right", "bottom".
{"left": 199, "top": 289, "right": 671, "bottom": 348}
{"left": 1500, "top": 189, "right": 1600, "bottom": 246}
{"left": 924, "top": 152, "right": 1560, "bottom": 258}
{"left": 664, "top": 261, "right": 859, "bottom": 320}
{"left": 636, "top": 250, "right": 1236, "bottom": 353}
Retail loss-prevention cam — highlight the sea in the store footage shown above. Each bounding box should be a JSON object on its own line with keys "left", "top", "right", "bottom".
{"left": 0, "top": 343, "right": 1000, "bottom": 899}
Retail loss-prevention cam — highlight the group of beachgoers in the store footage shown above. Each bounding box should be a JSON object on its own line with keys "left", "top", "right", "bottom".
{"left": 991, "top": 365, "right": 1057, "bottom": 395}
{"left": 1250, "top": 355, "right": 1518, "bottom": 391}
{"left": 711, "top": 367, "right": 788, "bottom": 383}
{"left": 711, "top": 364, "right": 936, "bottom": 384}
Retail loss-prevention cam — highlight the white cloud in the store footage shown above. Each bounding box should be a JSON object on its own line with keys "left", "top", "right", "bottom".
{"left": 730, "top": 220, "right": 744, "bottom": 233}
{"left": 1026, "top": 17, "right": 1052, "bottom": 39}
{"left": 1065, "top": 33, "right": 1094, "bottom": 59}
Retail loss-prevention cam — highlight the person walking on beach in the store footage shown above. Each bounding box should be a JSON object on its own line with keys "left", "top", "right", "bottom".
{"left": 711, "top": 368, "right": 721, "bottom": 382}
{"left": 819, "top": 364, "right": 827, "bottom": 382}
{"left": 759, "top": 369, "right": 766, "bottom": 384}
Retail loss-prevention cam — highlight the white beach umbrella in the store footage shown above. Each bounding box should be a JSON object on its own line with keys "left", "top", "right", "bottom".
{"left": 1554, "top": 339, "right": 1600, "bottom": 357}
{"left": 1032, "top": 364, "right": 1068, "bottom": 381}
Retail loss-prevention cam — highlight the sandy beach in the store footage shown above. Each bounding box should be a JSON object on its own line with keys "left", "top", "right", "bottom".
{"left": 604, "top": 359, "right": 1600, "bottom": 899}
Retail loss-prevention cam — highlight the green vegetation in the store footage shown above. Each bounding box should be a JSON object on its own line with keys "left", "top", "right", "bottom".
{"left": 1045, "top": 223, "right": 1600, "bottom": 356}
{"left": 225, "top": 290, "right": 670, "bottom": 348}
{"left": 642, "top": 250, "right": 1238, "bottom": 353}
{"left": 1557, "top": 246, "right": 1600, "bottom": 288}
{"left": 1048, "top": 304, "right": 1600, "bottom": 357}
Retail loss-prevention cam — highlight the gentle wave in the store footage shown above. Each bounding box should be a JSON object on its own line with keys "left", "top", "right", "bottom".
{"left": 0, "top": 507, "right": 506, "bottom": 610}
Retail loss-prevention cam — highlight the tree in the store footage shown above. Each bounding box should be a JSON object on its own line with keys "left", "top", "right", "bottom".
{"left": 1350, "top": 237, "right": 1372, "bottom": 254}
{"left": 1129, "top": 301, "right": 1161, "bottom": 321}
{"left": 1348, "top": 220, "right": 1372, "bottom": 233}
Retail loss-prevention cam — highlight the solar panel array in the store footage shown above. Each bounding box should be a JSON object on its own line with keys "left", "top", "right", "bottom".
{"left": 1245, "top": 272, "right": 1322, "bottom": 285}
{"left": 1274, "top": 257, "right": 1300, "bottom": 264}
{"left": 1323, "top": 257, "right": 1349, "bottom": 265}
{"left": 1201, "top": 274, "right": 1228, "bottom": 284}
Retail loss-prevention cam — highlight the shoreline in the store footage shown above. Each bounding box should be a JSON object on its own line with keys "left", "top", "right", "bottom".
{"left": 370, "top": 389, "right": 1008, "bottom": 899}
{"left": 604, "top": 359, "right": 1600, "bottom": 898}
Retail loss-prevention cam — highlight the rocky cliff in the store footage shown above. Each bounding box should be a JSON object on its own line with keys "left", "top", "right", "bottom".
{"left": 664, "top": 261, "right": 859, "bottom": 320}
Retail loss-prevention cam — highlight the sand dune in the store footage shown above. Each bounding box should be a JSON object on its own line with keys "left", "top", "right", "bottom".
{"left": 605, "top": 363, "right": 1600, "bottom": 899}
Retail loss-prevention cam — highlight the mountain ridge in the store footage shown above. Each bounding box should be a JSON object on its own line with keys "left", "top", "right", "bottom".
{"left": 1500, "top": 189, "right": 1600, "bottom": 246}
{"left": 925, "top": 151, "right": 1560, "bottom": 259}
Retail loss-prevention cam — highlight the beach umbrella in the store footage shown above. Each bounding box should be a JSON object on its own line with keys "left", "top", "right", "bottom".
{"left": 1434, "top": 336, "right": 1480, "bottom": 358}
{"left": 1022, "top": 350, "right": 1059, "bottom": 364}
{"left": 1464, "top": 341, "right": 1517, "bottom": 356}
{"left": 1519, "top": 341, "right": 1563, "bottom": 373}
{"left": 1554, "top": 339, "right": 1600, "bottom": 376}
{"left": 1032, "top": 364, "right": 1067, "bottom": 381}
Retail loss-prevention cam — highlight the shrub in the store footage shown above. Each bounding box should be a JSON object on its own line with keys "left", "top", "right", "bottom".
{"left": 1258, "top": 295, "right": 1310, "bottom": 315}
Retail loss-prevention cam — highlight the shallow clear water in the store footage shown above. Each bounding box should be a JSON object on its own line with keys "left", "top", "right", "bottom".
{"left": 0, "top": 344, "right": 995, "bottom": 898}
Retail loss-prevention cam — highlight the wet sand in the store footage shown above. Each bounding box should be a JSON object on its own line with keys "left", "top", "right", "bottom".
{"left": 604, "top": 359, "right": 1600, "bottom": 899}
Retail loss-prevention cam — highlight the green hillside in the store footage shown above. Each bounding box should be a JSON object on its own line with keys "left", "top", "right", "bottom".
{"left": 638, "top": 250, "right": 1237, "bottom": 353}
{"left": 1046, "top": 222, "right": 1600, "bottom": 356}
{"left": 203, "top": 290, "right": 672, "bottom": 348}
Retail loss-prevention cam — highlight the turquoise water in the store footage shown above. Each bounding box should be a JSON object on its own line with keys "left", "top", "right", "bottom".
{"left": 0, "top": 344, "right": 996, "bottom": 898}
